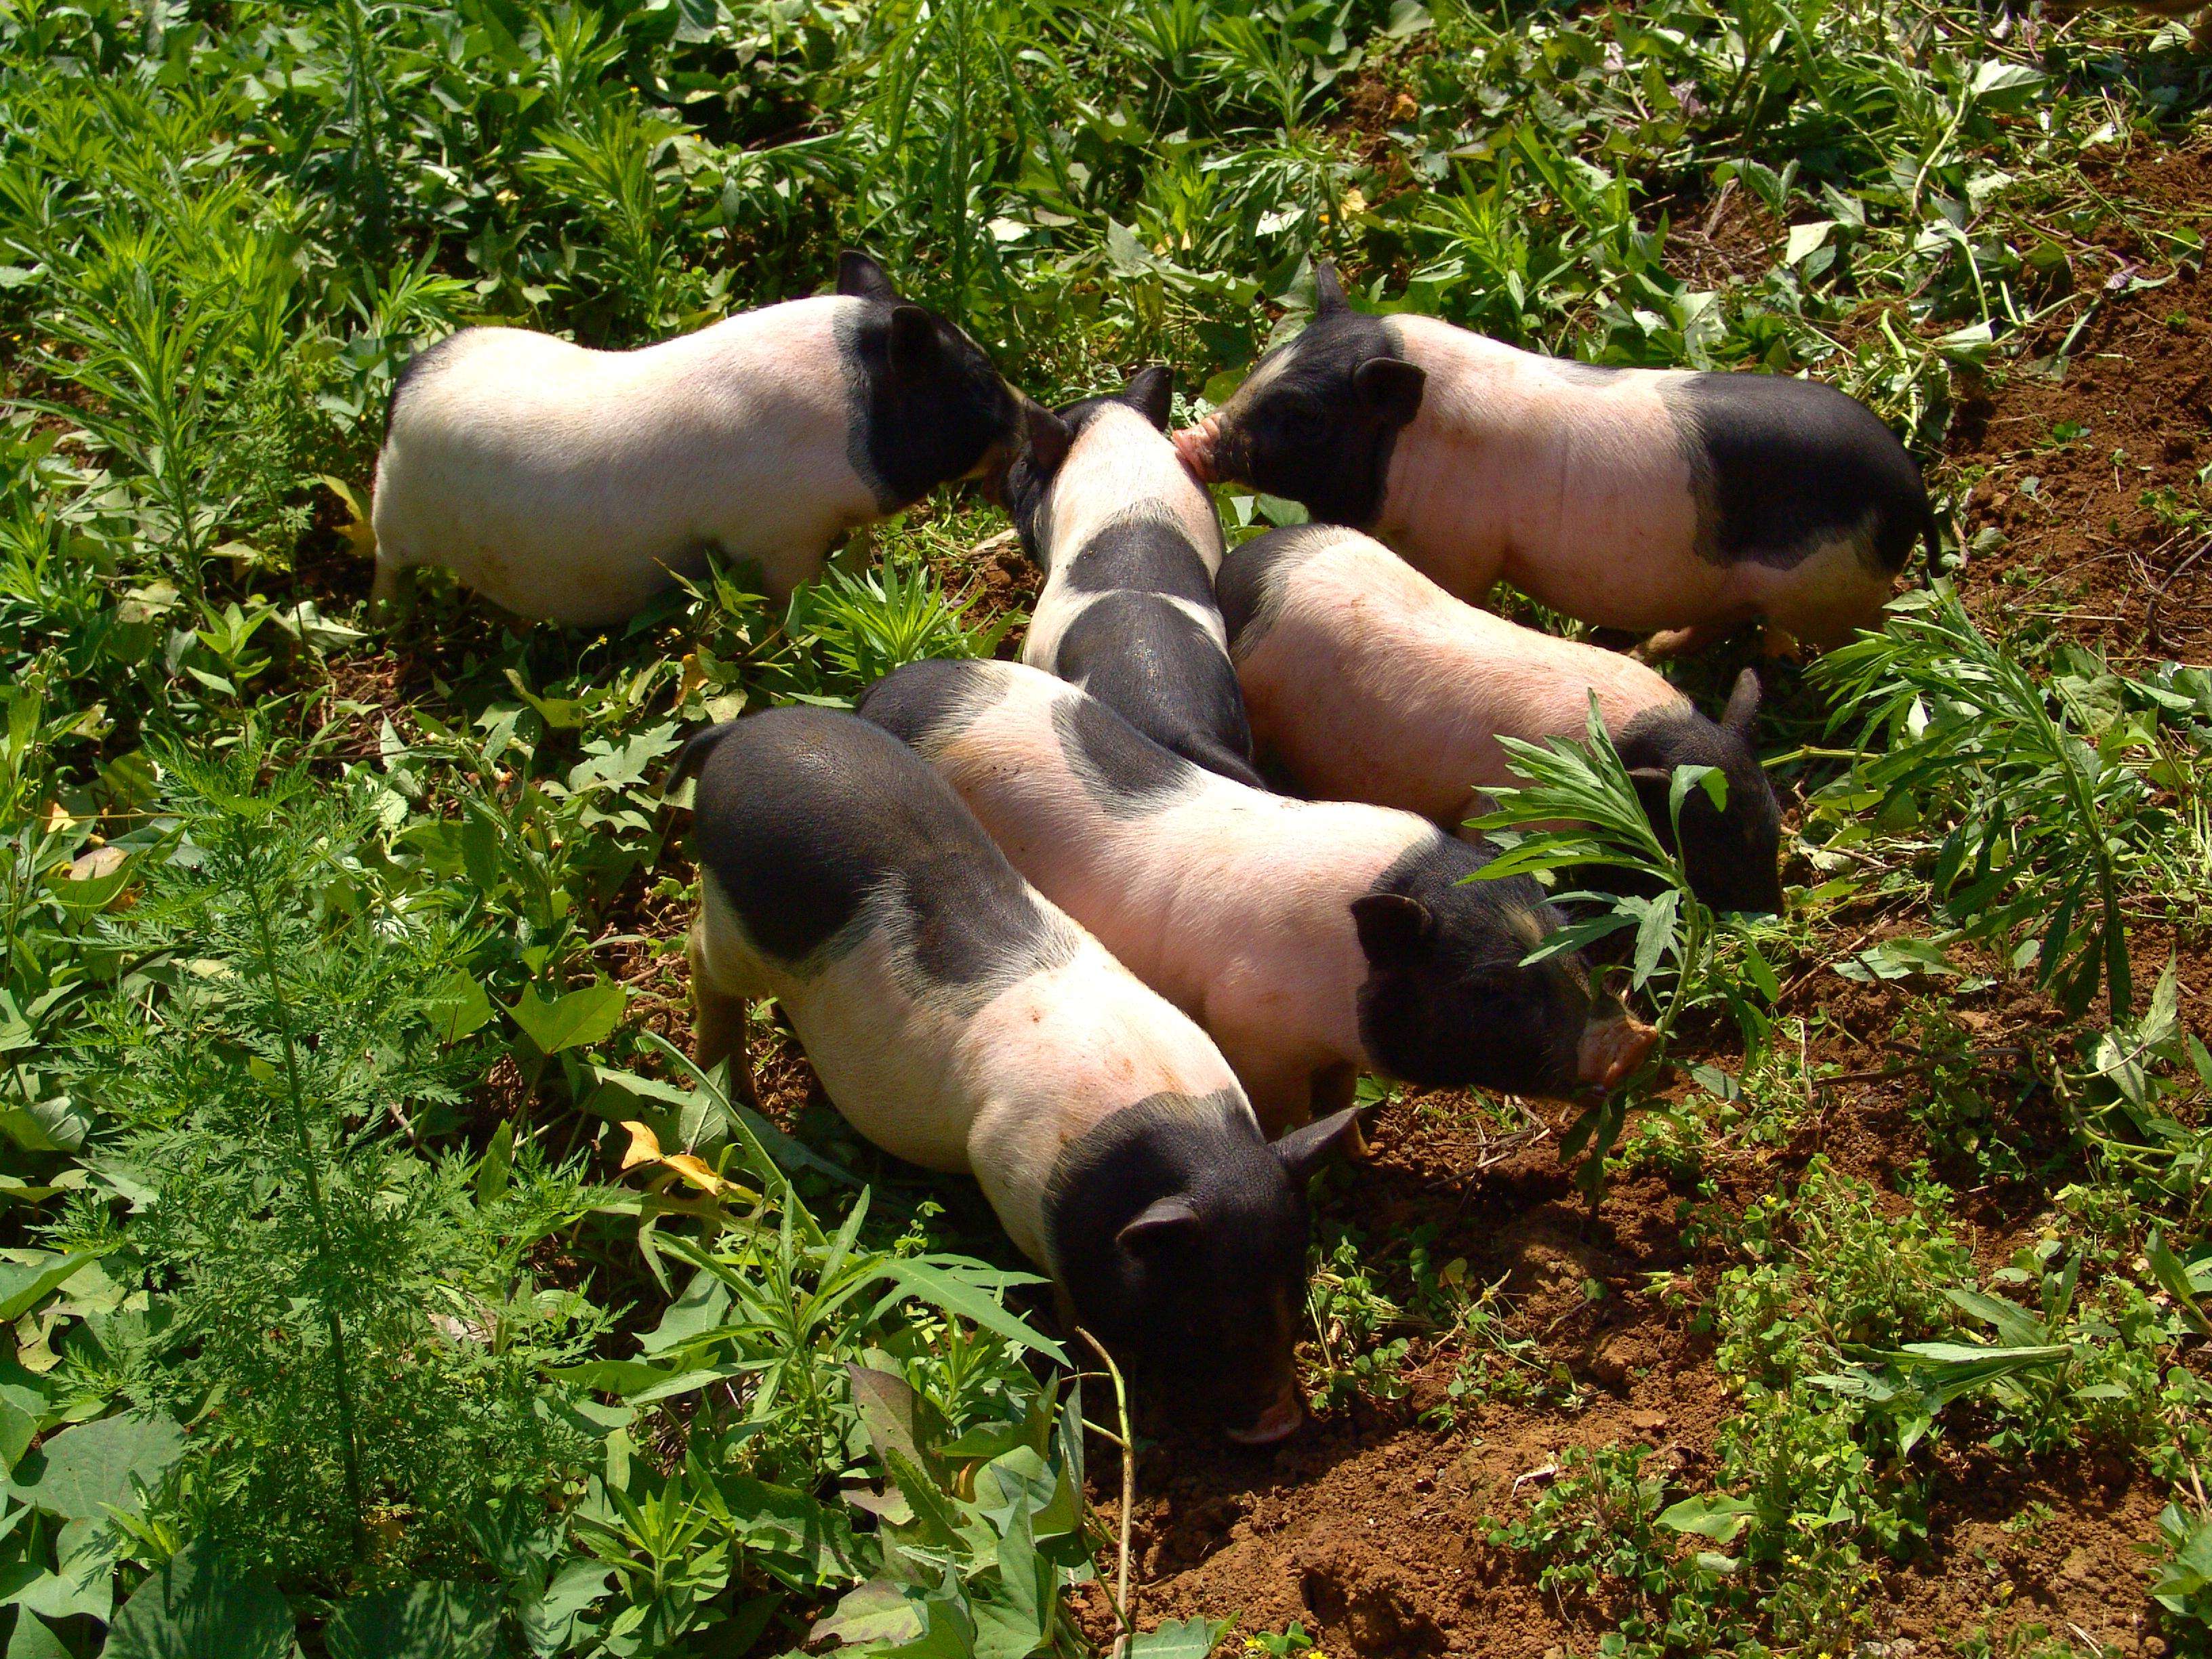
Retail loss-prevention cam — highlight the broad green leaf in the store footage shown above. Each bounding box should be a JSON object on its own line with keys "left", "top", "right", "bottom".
{"left": 508, "top": 981, "right": 627, "bottom": 1054}
{"left": 9, "top": 1411, "right": 184, "bottom": 1520}
{"left": 1969, "top": 60, "right": 2045, "bottom": 98}
{"left": 1658, "top": 1492, "right": 1757, "bottom": 1542}
{"left": 430, "top": 969, "right": 494, "bottom": 1044}
{"left": 5, "top": 1611, "right": 70, "bottom": 1659}
{"left": 104, "top": 1543, "right": 293, "bottom": 1659}
{"left": 325, "top": 1582, "right": 504, "bottom": 1659}
{"left": 0, "top": 1255, "right": 92, "bottom": 1324}
{"left": 972, "top": 1503, "right": 1050, "bottom": 1659}
{"left": 2148, "top": 1230, "right": 2212, "bottom": 1336}
{"left": 1127, "top": 1616, "right": 1232, "bottom": 1659}
{"left": 816, "top": 1579, "right": 922, "bottom": 1650}
{"left": 476, "top": 1121, "right": 513, "bottom": 1207}
{"left": 1783, "top": 219, "right": 1837, "bottom": 265}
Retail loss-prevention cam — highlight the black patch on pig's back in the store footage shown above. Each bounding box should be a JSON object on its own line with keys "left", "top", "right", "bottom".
{"left": 856, "top": 659, "right": 1003, "bottom": 759}
{"left": 686, "top": 705, "right": 1069, "bottom": 991}
{"left": 1666, "top": 371, "right": 1931, "bottom": 573}
{"left": 1056, "top": 592, "right": 1261, "bottom": 787}
{"left": 1050, "top": 687, "right": 1197, "bottom": 817}
{"left": 1061, "top": 514, "right": 1218, "bottom": 606}
{"left": 1216, "top": 524, "right": 1341, "bottom": 659}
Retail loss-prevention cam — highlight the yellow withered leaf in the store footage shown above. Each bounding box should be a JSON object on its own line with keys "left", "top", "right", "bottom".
{"left": 321, "top": 475, "right": 377, "bottom": 561}
{"left": 619, "top": 1120, "right": 737, "bottom": 1196}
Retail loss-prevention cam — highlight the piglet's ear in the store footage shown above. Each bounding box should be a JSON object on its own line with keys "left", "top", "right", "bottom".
{"left": 1350, "top": 891, "right": 1434, "bottom": 966}
{"left": 1122, "top": 365, "right": 1174, "bottom": 430}
{"left": 1025, "top": 401, "right": 1075, "bottom": 475}
{"left": 1626, "top": 766, "right": 1673, "bottom": 819}
{"left": 886, "top": 305, "right": 939, "bottom": 379}
{"left": 1117, "top": 1195, "right": 1200, "bottom": 1257}
{"left": 837, "top": 250, "right": 901, "bottom": 303}
{"left": 1353, "top": 357, "right": 1425, "bottom": 426}
{"left": 1722, "top": 666, "right": 1763, "bottom": 737}
{"left": 1273, "top": 1105, "right": 1371, "bottom": 1181}
{"left": 1313, "top": 260, "right": 1349, "bottom": 314}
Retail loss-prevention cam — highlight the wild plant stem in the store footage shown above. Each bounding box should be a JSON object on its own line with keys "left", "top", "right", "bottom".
{"left": 242, "top": 878, "right": 369, "bottom": 1553}
{"left": 1075, "top": 1328, "right": 1135, "bottom": 1658}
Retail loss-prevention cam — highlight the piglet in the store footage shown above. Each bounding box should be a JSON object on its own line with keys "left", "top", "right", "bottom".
{"left": 1176, "top": 263, "right": 1933, "bottom": 657}
{"left": 372, "top": 252, "right": 1036, "bottom": 626}
{"left": 1221, "top": 525, "right": 1784, "bottom": 914}
{"left": 674, "top": 705, "right": 1357, "bottom": 1443}
{"left": 859, "top": 661, "right": 1654, "bottom": 1131}
{"left": 1007, "top": 366, "right": 1261, "bottom": 785}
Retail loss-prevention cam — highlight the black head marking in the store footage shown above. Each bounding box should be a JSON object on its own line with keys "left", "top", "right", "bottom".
{"left": 1054, "top": 590, "right": 1261, "bottom": 788}
{"left": 682, "top": 707, "right": 1073, "bottom": 998}
{"left": 1049, "top": 684, "right": 1199, "bottom": 818}
{"left": 1216, "top": 524, "right": 1340, "bottom": 660}
{"left": 836, "top": 292, "right": 1029, "bottom": 512}
{"left": 1616, "top": 697, "right": 1783, "bottom": 916}
{"left": 1661, "top": 371, "right": 1933, "bottom": 574}
{"left": 1207, "top": 313, "right": 1424, "bottom": 527}
{"left": 1353, "top": 833, "right": 1595, "bottom": 1100}
{"left": 1045, "top": 1091, "right": 1351, "bottom": 1438}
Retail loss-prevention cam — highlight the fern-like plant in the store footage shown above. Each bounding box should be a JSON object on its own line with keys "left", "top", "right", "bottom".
{"left": 1813, "top": 583, "right": 2152, "bottom": 1019}
{"left": 65, "top": 730, "right": 608, "bottom": 1588}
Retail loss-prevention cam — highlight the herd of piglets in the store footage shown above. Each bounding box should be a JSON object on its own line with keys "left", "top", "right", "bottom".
{"left": 373, "top": 251, "right": 1932, "bottom": 1441}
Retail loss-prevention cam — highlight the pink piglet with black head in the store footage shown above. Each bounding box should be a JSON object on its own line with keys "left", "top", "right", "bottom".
{"left": 673, "top": 705, "right": 1359, "bottom": 1444}
{"left": 1176, "top": 262, "right": 1933, "bottom": 659}
{"left": 1219, "top": 523, "right": 1784, "bottom": 916}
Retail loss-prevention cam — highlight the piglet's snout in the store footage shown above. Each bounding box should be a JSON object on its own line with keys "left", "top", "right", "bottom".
{"left": 1172, "top": 419, "right": 1221, "bottom": 485}
{"left": 1223, "top": 1390, "right": 1305, "bottom": 1446}
{"left": 1578, "top": 1015, "right": 1657, "bottom": 1091}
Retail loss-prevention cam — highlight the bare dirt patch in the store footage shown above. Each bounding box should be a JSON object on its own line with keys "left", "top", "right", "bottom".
{"left": 1946, "top": 144, "right": 2212, "bottom": 661}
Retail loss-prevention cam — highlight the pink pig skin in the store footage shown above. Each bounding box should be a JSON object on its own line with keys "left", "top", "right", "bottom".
{"left": 1233, "top": 523, "right": 1687, "bottom": 825}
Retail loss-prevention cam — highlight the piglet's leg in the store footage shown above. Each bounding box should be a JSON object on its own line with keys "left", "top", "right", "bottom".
{"left": 369, "top": 558, "right": 408, "bottom": 622}
{"left": 687, "top": 920, "right": 760, "bottom": 1107}
{"left": 1632, "top": 619, "right": 1737, "bottom": 663}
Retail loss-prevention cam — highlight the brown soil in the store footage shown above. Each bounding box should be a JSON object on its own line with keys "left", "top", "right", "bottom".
{"left": 1944, "top": 144, "right": 2212, "bottom": 661}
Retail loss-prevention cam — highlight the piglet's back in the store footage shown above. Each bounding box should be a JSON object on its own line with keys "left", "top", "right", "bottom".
{"left": 1224, "top": 523, "right": 1689, "bottom": 818}
{"left": 682, "top": 703, "right": 1062, "bottom": 988}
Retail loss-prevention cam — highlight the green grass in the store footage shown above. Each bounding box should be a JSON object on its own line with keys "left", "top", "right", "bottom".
{"left": 1, "top": 0, "right": 2211, "bottom": 1655}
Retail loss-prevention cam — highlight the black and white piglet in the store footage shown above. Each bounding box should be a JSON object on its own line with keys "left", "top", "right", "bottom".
{"left": 1176, "top": 264, "right": 1933, "bottom": 657}
{"left": 1004, "top": 366, "right": 1261, "bottom": 785}
{"left": 674, "top": 705, "right": 1359, "bottom": 1443}
{"left": 1221, "top": 524, "right": 1784, "bottom": 915}
{"left": 859, "top": 661, "right": 1655, "bottom": 1132}
{"left": 373, "top": 252, "right": 1036, "bottom": 626}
